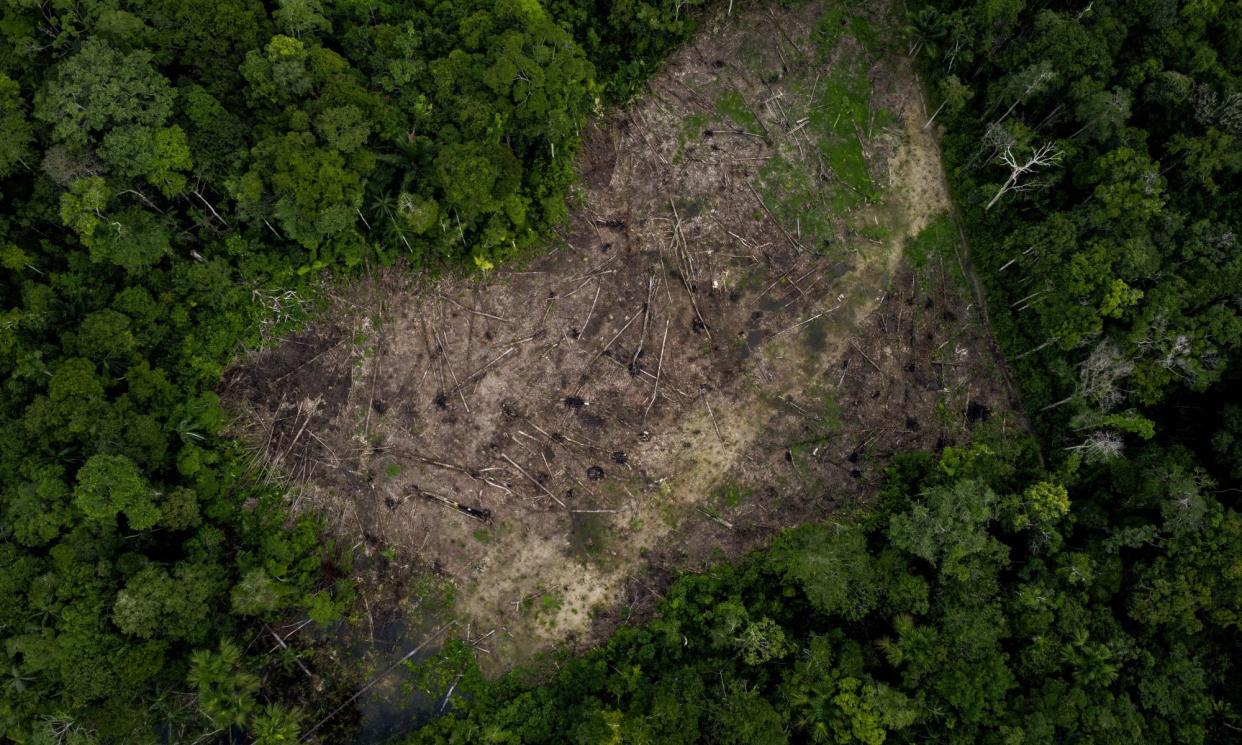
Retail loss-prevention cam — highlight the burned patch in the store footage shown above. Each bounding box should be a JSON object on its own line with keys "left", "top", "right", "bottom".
{"left": 222, "top": 0, "right": 1022, "bottom": 681}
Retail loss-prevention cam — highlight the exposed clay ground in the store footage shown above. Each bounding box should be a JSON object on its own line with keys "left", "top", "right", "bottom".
{"left": 222, "top": 0, "right": 1020, "bottom": 707}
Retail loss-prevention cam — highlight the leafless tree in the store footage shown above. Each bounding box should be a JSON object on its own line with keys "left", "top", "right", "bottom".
{"left": 1154, "top": 463, "right": 1212, "bottom": 536}
{"left": 1077, "top": 342, "right": 1134, "bottom": 411}
{"left": 1067, "top": 430, "right": 1124, "bottom": 462}
{"left": 1042, "top": 341, "right": 1133, "bottom": 412}
{"left": 986, "top": 142, "right": 1061, "bottom": 211}
{"left": 1135, "top": 315, "right": 1196, "bottom": 383}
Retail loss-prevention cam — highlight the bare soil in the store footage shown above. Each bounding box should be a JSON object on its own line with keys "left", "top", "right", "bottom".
{"left": 222, "top": 0, "right": 1020, "bottom": 681}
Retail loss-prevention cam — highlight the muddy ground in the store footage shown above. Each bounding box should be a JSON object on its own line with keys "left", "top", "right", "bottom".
{"left": 222, "top": 0, "right": 1021, "bottom": 721}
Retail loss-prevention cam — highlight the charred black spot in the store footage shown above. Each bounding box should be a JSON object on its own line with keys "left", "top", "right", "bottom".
{"left": 564, "top": 396, "right": 586, "bottom": 408}
{"left": 611, "top": 451, "right": 628, "bottom": 465}
{"left": 966, "top": 401, "right": 992, "bottom": 423}
{"left": 586, "top": 465, "right": 605, "bottom": 481}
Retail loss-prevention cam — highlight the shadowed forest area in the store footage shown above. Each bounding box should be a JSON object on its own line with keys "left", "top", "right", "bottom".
{"left": 0, "top": 0, "right": 1240, "bottom": 744}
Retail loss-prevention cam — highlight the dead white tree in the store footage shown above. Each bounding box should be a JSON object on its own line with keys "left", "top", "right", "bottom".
{"left": 1041, "top": 341, "right": 1134, "bottom": 412}
{"left": 1077, "top": 342, "right": 1133, "bottom": 411}
{"left": 985, "top": 142, "right": 1061, "bottom": 211}
{"left": 1066, "top": 429, "right": 1124, "bottom": 462}
{"left": 1135, "top": 315, "right": 1197, "bottom": 383}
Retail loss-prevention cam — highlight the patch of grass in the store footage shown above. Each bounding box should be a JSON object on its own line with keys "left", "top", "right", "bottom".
{"left": 754, "top": 54, "right": 891, "bottom": 256}
{"left": 568, "top": 511, "right": 611, "bottom": 564}
{"left": 757, "top": 155, "right": 853, "bottom": 253}
{"left": 871, "top": 106, "right": 900, "bottom": 133}
{"left": 812, "top": 385, "right": 844, "bottom": 431}
{"left": 409, "top": 573, "right": 456, "bottom": 615}
{"left": 714, "top": 89, "right": 762, "bottom": 136}
{"left": 811, "top": 6, "right": 849, "bottom": 57}
{"left": 384, "top": 461, "right": 403, "bottom": 478}
{"left": 811, "top": 2, "right": 885, "bottom": 56}
{"left": 657, "top": 496, "right": 681, "bottom": 529}
{"left": 904, "top": 214, "right": 967, "bottom": 284}
{"left": 680, "top": 111, "right": 708, "bottom": 146}
{"left": 472, "top": 528, "right": 491, "bottom": 544}
{"left": 860, "top": 223, "right": 891, "bottom": 243}
{"left": 786, "top": 437, "right": 832, "bottom": 489}
{"left": 714, "top": 479, "right": 752, "bottom": 508}
{"left": 808, "top": 64, "right": 877, "bottom": 199}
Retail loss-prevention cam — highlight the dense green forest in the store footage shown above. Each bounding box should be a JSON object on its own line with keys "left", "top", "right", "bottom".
{"left": 1, "top": 0, "right": 1240, "bottom": 743}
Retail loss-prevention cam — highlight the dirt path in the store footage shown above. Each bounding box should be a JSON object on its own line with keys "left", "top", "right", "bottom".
{"left": 222, "top": 1, "right": 1017, "bottom": 676}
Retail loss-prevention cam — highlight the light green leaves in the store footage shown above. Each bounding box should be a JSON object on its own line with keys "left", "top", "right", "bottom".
{"left": 73, "top": 453, "right": 159, "bottom": 530}
{"left": 35, "top": 40, "right": 175, "bottom": 148}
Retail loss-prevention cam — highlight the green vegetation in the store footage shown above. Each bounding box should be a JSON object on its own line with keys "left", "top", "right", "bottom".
{"left": 0, "top": 0, "right": 704, "bottom": 742}
{"left": 812, "top": 1, "right": 884, "bottom": 55}
{"left": 912, "top": 0, "right": 1242, "bottom": 425}
{"left": 902, "top": 214, "right": 955, "bottom": 271}
{"left": 904, "top": 214, "right": 967, "bottom": 288}
{"left": 714, "top": 89, "right": 764, "bottom": 136}
{"left": 808, "top": 64, "right": 878, "bottom": 198}
{"left": 755, "top": 50, "right": 886, "bottom": 255}
{"left": 714, "top": 479, "right": 752, "bottom": 508}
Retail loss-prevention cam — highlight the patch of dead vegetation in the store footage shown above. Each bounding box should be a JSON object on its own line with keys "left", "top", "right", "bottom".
{"left": 221, "top": 0, "right": 1020, "bottom": 682}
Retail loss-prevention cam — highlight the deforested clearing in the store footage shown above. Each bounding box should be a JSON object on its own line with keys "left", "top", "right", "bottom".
{"left": 223, "top": 0, "right": 1017, "bottom": 697}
